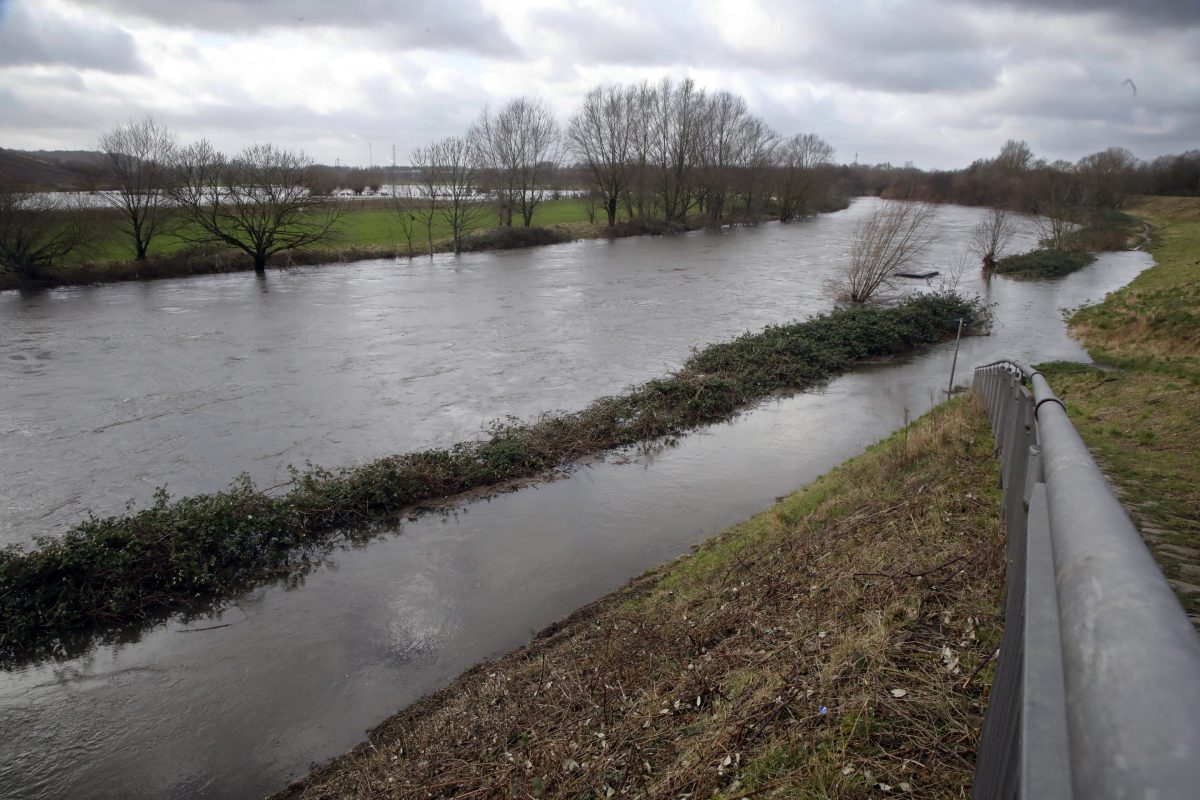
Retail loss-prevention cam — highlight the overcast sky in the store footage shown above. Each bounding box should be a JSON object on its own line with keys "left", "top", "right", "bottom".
{"left": 0, "top": 0, "right": 1196, "bottom": 170}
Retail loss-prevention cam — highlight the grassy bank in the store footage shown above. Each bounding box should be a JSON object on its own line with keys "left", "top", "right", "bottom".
{"left": 1070, "top": 196, "right": 1200, "bottom": 377}
{"left": 1043, "top": 195, "right": 1200, "bottom": 619}
{"left": 0, "top": 292, "right": 983, "bottom": 660}
{"left": 1, "top": 195, "right": 850, "bottom": 291}
{"left": 0, "top": 199, "right": 594, "bottom": 290}
{"left": 278, "top": 393, "right": 1004, "bottom": 798}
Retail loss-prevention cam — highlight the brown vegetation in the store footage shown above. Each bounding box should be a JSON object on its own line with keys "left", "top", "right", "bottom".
{"left": 278, "top": 395, "right": 1004, "bottom": 799}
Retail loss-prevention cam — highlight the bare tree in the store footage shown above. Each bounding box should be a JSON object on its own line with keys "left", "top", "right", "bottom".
{"left": 1077, "top": 146, "right": 1137, "bottom": 209}
{"left": 0, "top": 185, "right": 89, "bottom": 282}
{"left": 568, "top": 86, "right": 633, "bottom": 227}
{"left": 971, "top": 207, "right": 1019, "bottom": 270}
{"left": 169, "top": 141, "right": 343, "bottom": 274}
{"left": 698, "top": 90, "right": 749, "bottom": 223}
{"left": 410, "top": 144, "right": 440, "bottom": 256}
{"left": 776, "top": 133, "right": 835, "bottom": 222}
{"left": 1036, "top": 205, "right": 1077, "bottom": 250}
{"left": 97, "top": 116, "right": 177, "bottom": 261}
{"left": 994, "top": 139, "right": 1034, "bottom": 175}
{"left": 388, "top": 188, "right": 421, "bottom": 259}
{"left": 652, "top": 77, "right": 707, "bottom": 224}
{"left": 731, "top": 116, "right": 778, "bottom": 222}
{"left": 842, "top": 200, "right": 937, "bottom": 303}
{"left": 582, "top": 188, "right": 600, "bottom": 224}
{"left": 625, "top": 81, "right": 657, "bottom": 221}
{"left": 471, "top": 103, "right": 516, "bottom": 226}
{"left": 473, "top": 97, "right": 562, "bottom": 228}
{"left": 425, "top": 136, "right": 484, "bottom": 255}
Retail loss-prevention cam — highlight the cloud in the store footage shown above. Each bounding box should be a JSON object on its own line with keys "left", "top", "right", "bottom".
{"left": 529, "top": 1, "right": 1000, "bottom": 95}
{"left": 0, "top": 0, "right": 147, "bottom": 73}
{"left": 74, "top": 0, "right": 524, "bottom": 58}
{"left": 968, "top": 0, "right": 1200, "bottom": 29}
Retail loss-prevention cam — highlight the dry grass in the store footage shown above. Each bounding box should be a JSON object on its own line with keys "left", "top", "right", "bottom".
{"left": 277, "top": 395, "right": 1004, "bottom": 799}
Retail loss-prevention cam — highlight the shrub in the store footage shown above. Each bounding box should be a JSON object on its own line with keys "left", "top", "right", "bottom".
{"left": 993, "top": 248, "right": 1095, "bottom": 278}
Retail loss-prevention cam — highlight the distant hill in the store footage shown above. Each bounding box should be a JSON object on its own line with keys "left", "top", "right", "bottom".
{"left": 0, "top": 149, "right": 103, "bottom": 190}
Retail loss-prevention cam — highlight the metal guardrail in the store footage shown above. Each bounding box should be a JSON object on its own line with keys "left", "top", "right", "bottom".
{"left": 971, "top": 360, "right": 1200, "bottom": 800}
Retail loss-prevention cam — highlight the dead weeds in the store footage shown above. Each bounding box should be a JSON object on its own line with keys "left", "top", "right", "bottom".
{"left": 276, "top": 394, "right": 1004, "bottom": 799}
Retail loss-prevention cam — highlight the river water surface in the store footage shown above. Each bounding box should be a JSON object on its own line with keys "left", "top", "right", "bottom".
{"left": 0, "top": 199, "right": 1150, "bottom": 797}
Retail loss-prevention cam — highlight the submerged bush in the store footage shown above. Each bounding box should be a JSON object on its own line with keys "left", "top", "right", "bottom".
{"left": 0, "top": 291, "right": 985, "bottom": 659}
{"left": 993, "top": 248, "right": 1095, "bottom": 278}
{"left": 462, "top": 226, "right": 570, "bottom": 251}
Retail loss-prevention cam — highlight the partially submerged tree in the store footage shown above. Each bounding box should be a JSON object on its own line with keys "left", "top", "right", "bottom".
{"left": 409, "top": 144, "right": 440, "bottom": 256}
{"left": 842, "top": 200, "right": 937, "bottom": 303}
{"left": 971, "top": 207, "right": 1019, "bottom": 270}
{"left": 97, "top": 116, "right": 177, "bottom": 261}
{"left": 0, "top": 185, "right": 89, "bottom": 282}
{"left": 776, "top": 133, "right": 835, "bottom": 222}
{"left": 169, "top": 141, "right": 342, "bottom": 273}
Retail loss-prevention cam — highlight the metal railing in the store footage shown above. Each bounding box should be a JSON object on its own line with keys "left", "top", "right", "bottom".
{"left": 972, "top": 360, "right": 1200, "bottom": 800}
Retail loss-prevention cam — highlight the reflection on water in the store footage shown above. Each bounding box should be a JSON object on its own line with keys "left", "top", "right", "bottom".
{"left": 0, "top": 200, "right": 1150, "bottom": 797}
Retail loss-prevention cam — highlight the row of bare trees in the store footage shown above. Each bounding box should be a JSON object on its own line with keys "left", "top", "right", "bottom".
{"left": 394, "top": 97, "right": 563, "bottom": 256}
{"left": 394, "top": 81, "right": 838, "bottom": 257}
{"left": 6, "top": 81, "right": 839, "bottom": 276}
{"left": 566, "top": 78, "right": 835, "bottom": 227}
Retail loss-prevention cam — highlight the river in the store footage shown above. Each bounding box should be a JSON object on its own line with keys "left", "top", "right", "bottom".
{"left": 0, "top": 199, "right": 1150, "bottom": 797}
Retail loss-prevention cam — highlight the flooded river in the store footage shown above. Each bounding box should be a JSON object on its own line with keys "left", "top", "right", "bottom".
{"left": 0, "top": 199, "right": 1150, "bottom": 797}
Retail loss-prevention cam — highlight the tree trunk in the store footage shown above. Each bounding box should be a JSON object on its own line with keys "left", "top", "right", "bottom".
{"left": 254, "top": 253, "right": 267, "bottom": 273}
{"left": 606, "top": 198, "right": 617, "bottom": 227}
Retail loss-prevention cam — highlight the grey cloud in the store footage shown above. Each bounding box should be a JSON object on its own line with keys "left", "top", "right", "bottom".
{"left": 534, "top": 6, "right": 719, "bottom": 68}
{"left": 73, "top": 0, "right": 524, "bottom": 58}
{"left": 0, "top": 0, "right": 147, "bottom": 73}
{"left": 816, "top": 51, "right": 999, "bottom": 94}
{"left": 533, "top": 1, "right": 999, "bottom": 95}
{"left": 974, "top": 0, "right": 1200, "bottom": 29}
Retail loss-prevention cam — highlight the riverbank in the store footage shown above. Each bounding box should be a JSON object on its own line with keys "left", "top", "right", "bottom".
{"left": 0, "top": 291, "right": 983, "bottom": 660}
{"left": 1041, "top": 195, "right": 1200, "bottom": 621}
{"left": 0, "top": 195, "right": 850, "bottom": 292}
{"left": 278, "top": 392, "right": 1004, "bottom": 798}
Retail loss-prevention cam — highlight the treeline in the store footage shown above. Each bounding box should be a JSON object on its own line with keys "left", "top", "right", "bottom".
{"left": 394, "top": 79, "right": 841, "bottom": 254}
{"left": 564, "top": 79, "right": 838, "bottom": 227}
{"left": 846, "top": 140, "right": 1200, "bottom": 212}
{"left": 2, "top": 77, "right": 843, "bottom": 279}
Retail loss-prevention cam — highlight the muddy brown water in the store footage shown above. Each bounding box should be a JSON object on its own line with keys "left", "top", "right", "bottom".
{"left": 0, "top": 199, "right": 1150, "bottom": 797}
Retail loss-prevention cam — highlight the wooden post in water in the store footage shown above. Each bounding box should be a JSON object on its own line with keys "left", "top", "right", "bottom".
{"left": 947, "top": 318, "right": 965, "bottom": 399}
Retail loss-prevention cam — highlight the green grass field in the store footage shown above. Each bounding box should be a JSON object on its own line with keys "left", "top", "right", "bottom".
{"left": 74, "top": 198, "right": 599, "bottom": 265}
